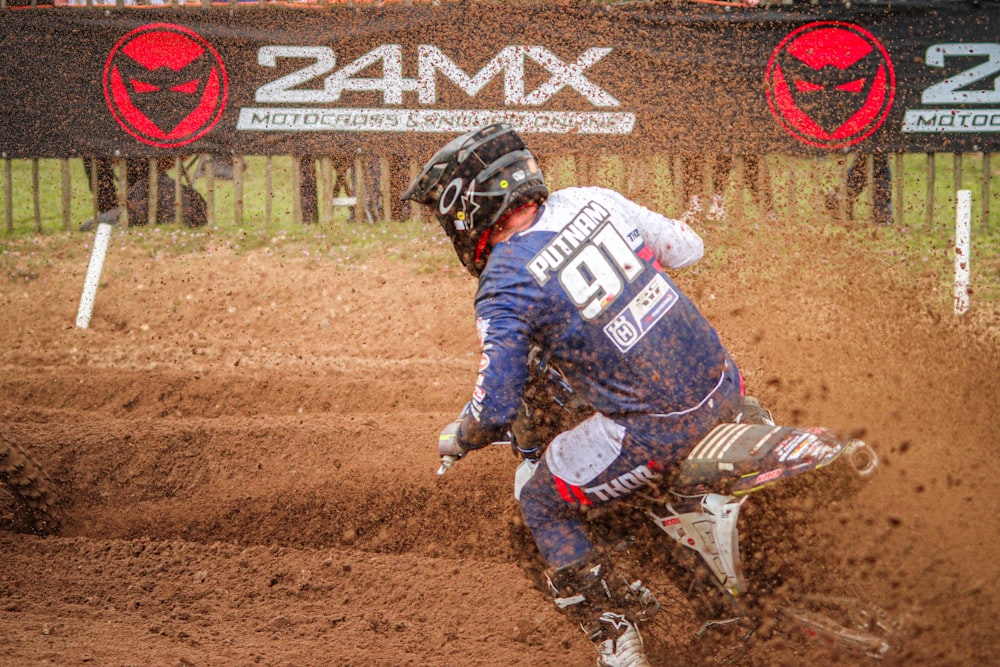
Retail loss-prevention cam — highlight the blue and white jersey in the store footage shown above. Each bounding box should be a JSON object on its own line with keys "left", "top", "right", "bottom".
{"left": 465, "top": 186, "right": 730, "bottom": 440}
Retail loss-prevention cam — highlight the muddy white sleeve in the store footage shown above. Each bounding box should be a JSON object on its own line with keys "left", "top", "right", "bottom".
{"left": 634, "top": 208, "right": 704, "bottom": 269}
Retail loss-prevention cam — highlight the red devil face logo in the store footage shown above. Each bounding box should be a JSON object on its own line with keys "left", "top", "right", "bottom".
{"left": 765, "top": 22, "right": 895, "bottom": 149}
{"left": 103, "top": 23, "right": 228, "bottom": 148}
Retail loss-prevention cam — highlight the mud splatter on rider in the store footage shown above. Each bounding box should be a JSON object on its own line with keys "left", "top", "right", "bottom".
{"left": 404, "top": 124, "right": 747, "bottom": 667}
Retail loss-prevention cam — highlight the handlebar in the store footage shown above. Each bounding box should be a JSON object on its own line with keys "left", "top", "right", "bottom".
{"left": 436, "top": 455, "right": 459, "bottom": 476}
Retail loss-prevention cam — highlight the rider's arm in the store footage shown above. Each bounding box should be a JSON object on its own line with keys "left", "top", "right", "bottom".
{"left": 603, "top": 189, "right": 704, "bottom": 268}
{"left": 636, "top": 212, "right": 704, "bottom": 269}
{"left": 454, "top": 264, "right": 535, "bottom": 451}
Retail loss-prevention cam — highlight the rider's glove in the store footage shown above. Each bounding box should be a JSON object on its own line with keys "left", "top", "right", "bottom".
{"left": 438, "top": 420, "right": 468, "bottom": 459}
{"left": 437, "top": 420, "right": 467, "bottom": 475}
{"left": 509, "top": 430, "right": 541, "bottom": 462}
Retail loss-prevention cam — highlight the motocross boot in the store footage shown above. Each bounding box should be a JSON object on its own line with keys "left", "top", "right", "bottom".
{"left": 739, "top": 395, "right": 775, "bottom": 426}
{"left": 547, "top": 557, "right": 654, "bottom": 667}
{"left": 593, "top": 612, "right": 650, "bottom": 667}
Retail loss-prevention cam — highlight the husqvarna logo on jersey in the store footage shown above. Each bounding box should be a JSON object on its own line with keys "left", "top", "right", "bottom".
{"left": 104, "top": 23, "right": 229, "bottom": 148}
{"left": 237, "top": 45, "right": 634, "bottom": 135}
{"left": 765, "top": 22, "right": 895, "bottom": 149}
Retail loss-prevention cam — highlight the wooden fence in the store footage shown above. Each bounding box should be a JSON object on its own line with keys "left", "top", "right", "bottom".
{"left": 0, "top": 1, "right": 996, "bottom": 234}
{"left": 1, "top": 151, "right": 996, "bottom": 234}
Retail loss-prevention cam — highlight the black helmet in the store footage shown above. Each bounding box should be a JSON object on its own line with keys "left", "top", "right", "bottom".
{"left": 402, "top": 123, "right": 547, "bottom": 276}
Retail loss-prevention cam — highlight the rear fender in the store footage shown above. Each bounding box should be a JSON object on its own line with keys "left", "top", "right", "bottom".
{"left": 674, "top": 424, "right": 854, "bottom": 495}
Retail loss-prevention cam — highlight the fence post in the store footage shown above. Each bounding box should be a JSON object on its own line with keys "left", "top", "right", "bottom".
{"left": 353, "top": 155, "right": 367, "bottom": 223}
{"left": 833, "top": 155, "right": 846, "bottom": 223}
{"left": 3, "top": 155, "right": 11, "bottom": 232}
{"left": 953, "top": 152, "right": 963, "bottom": 195}
{"left": 727, "top": 155, "right": 742, "bottom": 222}
{"left": 623, "top": 155, "right": 635, "bottom": 201}
{"left": 787, "top": 155, "right": 798, "bottom": 222}
{"left": 204, "top": 154, "right": 215, "bottom": 228}
{"left": 954, "top": 190, "right": 971, "bottom": 316}
{"left": 174, "top": 158, "right": 183, "bottom": 227}
{"left": 76, "top": 222, "right": 114, "bottom": 329}
{"left": 983, "top": 153, "right": 992, "bottom": 233}
{"left": 811, "top": 155, "right": 824, "bottom": 222}
{"left": 408, "top": 159, "right": 421, "bottom": 223}
{"left": 893, "top": 152, "right": 903, "bottom": 227}
{"left": 263, "top": 156, "right": 273, "bottom": 227}
{"left": 31, "top": 159, "right": 41, "bottom": 233}
{"left": 61, "top": 158, "right": 71, "bottom": 232}
{"left": 89, "top": 157, "right": 98, "bottom": 227}
{"left": 116, "top": 157, "right": 128, "bottom": 228}
{"left": 864, "top": 152, "right": 874, "bottom": 223}
{"left": 669, "top": 155, "right": 682, "bottom": 214}
{"left": 924, "top": 152, "right": 935, "bottom": 229}
{"left": 148, "top": 158, "right": 158, "bottom": 227}
{"left": 380, "top": 156, "right": 392, "bottom": 223}
{"left": 321, "top": 157, "right": 334, "bottom": 225}
{"left": 233, "top": 156, "right": 244, "bottom": 227}
{"left": 292, "top": 155, "right": 303, "bottom": 225}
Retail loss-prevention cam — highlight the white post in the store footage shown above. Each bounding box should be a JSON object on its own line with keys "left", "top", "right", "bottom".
{"left": 954, "top": 190, "right": 971, "bottom": 316}
{"left": 75, "top": 222, "right": 114, "bottom": 329}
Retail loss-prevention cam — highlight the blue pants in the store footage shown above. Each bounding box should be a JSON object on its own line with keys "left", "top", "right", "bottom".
{"left": 518, "top": 363, "right": 744, "bottom": 569}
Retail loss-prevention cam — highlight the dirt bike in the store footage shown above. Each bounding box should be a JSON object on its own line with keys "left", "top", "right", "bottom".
{"left": 0, "top": 433, "right": 59, "bottom": 535}
{"left": 438, "top": 350, "right": 902, "bottom": 663}
{"left": 629, "top": 411, "right": 897, "bottom": 663}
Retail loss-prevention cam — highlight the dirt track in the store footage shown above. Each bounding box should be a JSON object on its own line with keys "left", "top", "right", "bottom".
{"left": 1, "top": 216, "right": 998, "bottom": 666}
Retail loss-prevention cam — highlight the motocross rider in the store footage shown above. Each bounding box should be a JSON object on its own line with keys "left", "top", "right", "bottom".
{"left": 403, "top": 124, "right": 745, "bottom": 667}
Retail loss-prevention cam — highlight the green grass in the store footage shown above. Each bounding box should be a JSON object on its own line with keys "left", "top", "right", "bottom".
{"left": 0, "top": 154, "right": 458, "bottom": 284}
{"left": 1, "top": 153, "right": 998, "bottom": 304}
{"left": 629, "top": 151, "right": 1000, "bottom": 303}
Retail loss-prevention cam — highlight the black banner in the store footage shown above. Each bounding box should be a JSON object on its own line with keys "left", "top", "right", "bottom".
{"left": 0, "top": 1, "right": 998, "bottom": 158}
